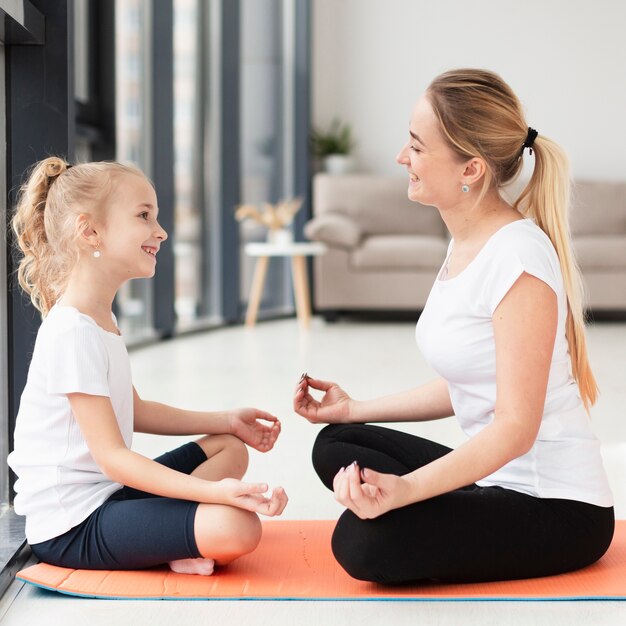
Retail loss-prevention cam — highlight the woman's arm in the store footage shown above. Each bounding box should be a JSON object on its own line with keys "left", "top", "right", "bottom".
{"left": 133, "top": 388, "right": 281, "bottom": 453}
{"left": 335, "top": 272, "right": 558, "bottom": 518}
{"left": 294, "top": 376, "right": 454, "bottom": 424}
{"left": 69, "top": 393, "right": 287, "bottom": 515}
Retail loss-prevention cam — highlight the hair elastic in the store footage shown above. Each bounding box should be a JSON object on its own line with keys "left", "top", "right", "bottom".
{"left": 521, "top": 127, "right": 538, "bottom": 156}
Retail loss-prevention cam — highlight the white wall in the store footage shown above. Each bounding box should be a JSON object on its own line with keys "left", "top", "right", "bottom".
{"left": 312, "top": 0, "right": 626, "bottom": 180}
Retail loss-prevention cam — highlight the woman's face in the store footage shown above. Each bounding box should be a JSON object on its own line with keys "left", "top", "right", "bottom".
{"left": 396, "top": 95, "right": 470, "bottom": 209}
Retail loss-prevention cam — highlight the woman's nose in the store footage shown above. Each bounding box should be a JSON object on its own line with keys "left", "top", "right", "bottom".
{"left": 396, "top": 143, "right": 409, "bottom": 165}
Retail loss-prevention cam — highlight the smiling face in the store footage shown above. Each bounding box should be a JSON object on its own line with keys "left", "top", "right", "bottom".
{"left": 96, "top": 173, "right": 167, "bottom": 281}
{"left": 396, "top": 95, "right": 473, "bottom": 209}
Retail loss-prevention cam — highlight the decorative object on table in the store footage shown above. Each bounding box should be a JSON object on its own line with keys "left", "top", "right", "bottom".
{"left": 311, "top": 118, "right": 355, "bottom": 175}
{"left": 235, "top": 197, "right": 303, "bottom": 245}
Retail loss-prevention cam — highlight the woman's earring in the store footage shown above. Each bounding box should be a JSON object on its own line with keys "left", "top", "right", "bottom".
{"left": 461, "top": 184, "right": 470, "bottom": 193}
{"left": 93, "top": 244, "right": 101, "bottom": 258}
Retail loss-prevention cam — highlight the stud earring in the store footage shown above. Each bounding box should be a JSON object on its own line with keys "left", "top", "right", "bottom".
{"left": 461, "top": 184, "right": 470, "bottom": 193}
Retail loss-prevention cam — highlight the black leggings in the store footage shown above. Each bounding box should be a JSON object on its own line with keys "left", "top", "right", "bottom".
{"left": 312, "top": 424, "right": 615, "bottom": 585}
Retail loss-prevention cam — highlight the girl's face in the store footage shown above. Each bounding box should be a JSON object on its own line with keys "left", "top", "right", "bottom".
{"left": 396, "top": 95, "right": 470, "bottom": 209}
{"left": 97, "top": 173, "right": 167, "bottom": 281}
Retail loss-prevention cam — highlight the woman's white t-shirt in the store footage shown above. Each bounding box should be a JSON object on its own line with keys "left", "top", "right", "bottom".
{"left": 415, "top": 219, "right": 613, "bottom": 507}
{"left": 8, "top": 305, "right": 133, "bottom": 544}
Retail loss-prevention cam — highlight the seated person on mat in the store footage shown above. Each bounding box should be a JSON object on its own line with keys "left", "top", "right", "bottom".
{"left": 8, "top": 158, "right": 287, "bottom": 575}
{"left": 294, "top": 68, "right": 614, "bottom": 585}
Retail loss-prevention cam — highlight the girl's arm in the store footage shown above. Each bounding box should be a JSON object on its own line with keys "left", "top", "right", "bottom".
{"left": 335, "top": 272, "right": 557, "bottom": 518}
{"left": 133, "top": 389, "right": 281, "bottom": 453}
{"left": 294, "top": 376, "right": 454, "bottom": 424}
{"left": 68, "top": 393, "right": 287, "bottom": 515}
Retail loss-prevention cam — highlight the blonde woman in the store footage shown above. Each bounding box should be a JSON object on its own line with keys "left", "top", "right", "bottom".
{"left": 295, "top": 69, "right": 613, "bottom": 584}
{"left": 8, "top": 159, "right": 287, "bottom": 573}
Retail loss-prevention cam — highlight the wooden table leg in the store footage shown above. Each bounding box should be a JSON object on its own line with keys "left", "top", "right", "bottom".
{"left": 245, "top": 255, "right": 269, "bottom": 327}
{"left": 291, "top": 255, "right": 311, "bottom": 327}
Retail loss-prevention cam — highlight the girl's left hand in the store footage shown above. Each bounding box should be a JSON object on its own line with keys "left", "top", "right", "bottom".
{"left": 333, "top": 462, "right": 412, "bottom": 520}
{"left": 230, "top": 408, "right": 281, "bottom": 452}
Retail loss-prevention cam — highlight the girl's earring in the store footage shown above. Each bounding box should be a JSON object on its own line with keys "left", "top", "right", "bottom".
{"left": 93, "top": 244, "right": 101, "bottom": 259}
{"left": 461, "top": 184, "right": 470, "bottom": 193}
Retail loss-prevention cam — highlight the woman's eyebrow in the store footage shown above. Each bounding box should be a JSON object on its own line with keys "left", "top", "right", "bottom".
{"left": 409, "top": 130, "right": 426, "bottom": 147}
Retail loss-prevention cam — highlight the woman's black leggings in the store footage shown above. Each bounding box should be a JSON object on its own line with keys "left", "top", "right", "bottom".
{"left": 312, "top": 424, "right": 615, "bottom": 585}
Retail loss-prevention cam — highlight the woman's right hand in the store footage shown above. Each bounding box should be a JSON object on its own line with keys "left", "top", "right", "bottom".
{"left": 214, "top": 479, "right": 288, "bottom": 517}
{"left": 293, "top": 375, "right": 354, "bottom": 424}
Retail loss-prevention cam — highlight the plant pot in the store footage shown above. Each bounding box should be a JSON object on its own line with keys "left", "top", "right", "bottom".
{"left": 267, "top": 228, "right": 293, "bottom": 246}
{"left": 323, "top": 154, "right": 353, "bottom": 175}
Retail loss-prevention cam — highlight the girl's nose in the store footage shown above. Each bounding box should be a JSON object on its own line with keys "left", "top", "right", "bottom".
{"left": 155, "top": 222, "right": 168, "bottom": 241}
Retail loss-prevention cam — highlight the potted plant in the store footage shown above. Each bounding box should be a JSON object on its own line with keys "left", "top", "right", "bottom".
{"left": 235, "top": 198, "right": 303, "bottom": 246}
{"left": 311, "top": 118, "right": 355, "bottom": 174}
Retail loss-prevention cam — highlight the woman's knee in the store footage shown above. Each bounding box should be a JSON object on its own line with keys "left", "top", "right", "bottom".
{"left": 312, "top": 424, "right": 366, "bottom": 488}
{"left": 194, "top": 504, "right": 262, "bottom": 563}
{"left": 331, "top": 512, "right": 385, "bottom": 583}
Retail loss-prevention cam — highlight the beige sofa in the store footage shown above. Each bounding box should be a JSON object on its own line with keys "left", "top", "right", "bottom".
{"left": 305, "top": 174, "right": 626, "bottom": 316}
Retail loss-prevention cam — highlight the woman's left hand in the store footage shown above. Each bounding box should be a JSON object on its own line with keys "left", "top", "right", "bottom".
{"left": 333, "top": 462, "right": 412, "bottom": 519}
{"left": 229, "top": 408, "right": 281, "bottom": 452}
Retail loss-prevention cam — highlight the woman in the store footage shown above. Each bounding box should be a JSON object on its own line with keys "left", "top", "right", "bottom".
{"left": 294, "top": 69, "right": 614, "bottom": 584}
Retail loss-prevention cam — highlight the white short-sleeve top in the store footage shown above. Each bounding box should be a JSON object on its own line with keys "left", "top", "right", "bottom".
{"left": 8, "top": 305, "right": 133, "bottom": 544}
{"left": 415, "top": 219, "right": 613, "bottom": 507}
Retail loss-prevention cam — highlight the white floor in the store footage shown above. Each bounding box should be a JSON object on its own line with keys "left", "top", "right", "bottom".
{"left": 2, "top": 317, "right": 626, "bottom": 625}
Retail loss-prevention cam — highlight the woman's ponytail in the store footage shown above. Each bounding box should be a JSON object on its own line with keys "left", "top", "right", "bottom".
{"left": 12, "top": 157, "right": 71, "bottom": 316}
{"left": 515, "top": 138, "right": 598, "bottom": 411}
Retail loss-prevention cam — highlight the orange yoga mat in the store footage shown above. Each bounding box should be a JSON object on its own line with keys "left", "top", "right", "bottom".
{"left": 16, "top": 520, "right": 626, "bottom": 601}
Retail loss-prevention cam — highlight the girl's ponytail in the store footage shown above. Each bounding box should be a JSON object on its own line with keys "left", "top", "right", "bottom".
{"left": 514, "top": 138, "right": 598, "bottom": 411}
{"left": 12, "top": 157, "right": 72, "bottom": 316}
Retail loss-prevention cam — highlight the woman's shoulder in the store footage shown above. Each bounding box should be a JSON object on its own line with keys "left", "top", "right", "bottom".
{"left": 488, "top": 219, "right": 558, "bottom": 264}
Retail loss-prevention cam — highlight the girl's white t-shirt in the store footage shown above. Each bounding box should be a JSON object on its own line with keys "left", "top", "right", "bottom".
{"left": 415, "top": 219, "right": 613, "bottom": 507}
{"left": 8, "top": 305, "right": 133, "bottom": 544}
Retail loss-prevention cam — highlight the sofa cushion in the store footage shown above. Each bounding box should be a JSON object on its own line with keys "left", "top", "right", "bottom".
{"left": 314, "top": 174, "right": 446, "bottom": 237}
{"left": 574, "top": 236, "right": 626, "bottom": 270}
{"left": 570, "top": 181, "right": 626, "bottom": 236}
{"left": 351, "top": 235, "right": 448, "bottom": 271}
{"left": 304, "top": 213, "right": 362, "bottom": 250}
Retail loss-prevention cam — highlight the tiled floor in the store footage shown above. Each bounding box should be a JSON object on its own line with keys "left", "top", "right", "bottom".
{"left": 1, "top": 317, "right": 626, "bottom": 625}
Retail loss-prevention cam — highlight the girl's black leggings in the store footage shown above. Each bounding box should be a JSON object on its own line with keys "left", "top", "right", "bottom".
{"left": 312, "top": 424, "right": 614, "bottom": 585}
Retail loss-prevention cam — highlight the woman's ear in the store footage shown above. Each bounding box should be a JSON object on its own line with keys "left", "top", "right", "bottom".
{"left": 461, "top": 157, "right": 487, "bottom": 186}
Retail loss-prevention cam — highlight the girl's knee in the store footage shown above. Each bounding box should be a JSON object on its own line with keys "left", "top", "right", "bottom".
{"left": 196, "top": 434, "right": 249, "bottom": 476}
{"left": 194, "top": 504, "right": 261, "bottom": 562}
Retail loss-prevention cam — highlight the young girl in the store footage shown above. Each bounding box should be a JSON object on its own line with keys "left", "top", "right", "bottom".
{"left": 8, "top": 157, "right": 288, "bottom": 574}
{"left": 295, "top": 68, "right": 614, "bottom": 584}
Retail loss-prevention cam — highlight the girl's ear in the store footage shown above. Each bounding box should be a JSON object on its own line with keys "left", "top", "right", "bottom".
{"left": 461, "top": 157, "right": 487, "bottom": 186}
{"left": 75, "top": 214, "right": 99, "bottom": 249}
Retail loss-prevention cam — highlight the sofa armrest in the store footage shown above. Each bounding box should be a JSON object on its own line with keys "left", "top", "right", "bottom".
{"left": 304, "top": 212, "right": 362, "bottom": 250}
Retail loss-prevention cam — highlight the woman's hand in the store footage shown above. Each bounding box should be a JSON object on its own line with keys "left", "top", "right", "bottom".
{"left": 214, "top": 478, "right": 288, "bottom": 517}
{"left": 333, "top": 462, "right": 412, "bottom": 519}
{"left": 293, "top": 374, "right": 354, "bottom": 423}
{"left": 229, "top": 408, "right": 281, "bottom": 452}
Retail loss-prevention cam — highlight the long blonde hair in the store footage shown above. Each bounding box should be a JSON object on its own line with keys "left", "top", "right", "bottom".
{"left": 12, "top": 157, "right": 145, "bottom": 317}
{"left": 427, "top": 68, "right": 597, "bottom": 410}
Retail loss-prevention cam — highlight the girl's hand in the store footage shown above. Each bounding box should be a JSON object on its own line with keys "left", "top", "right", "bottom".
{"left": 215, "top": 478, "right": 288, "bottom": 517}
{"left": 293, "top": 375, "right": 354, "bottom": 424}
{"left": 333, "top": 462, "right": 412, "bottom": 520}
{"left": 229, "top": 408, "right": 281, "bottom": 452}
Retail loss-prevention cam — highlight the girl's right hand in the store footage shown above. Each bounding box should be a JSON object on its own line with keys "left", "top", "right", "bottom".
{"left": 293, "top": 375, "right": 354, "bottom": 424}
{"left": 214, "top": 478, "right": 288, "bottom": 517}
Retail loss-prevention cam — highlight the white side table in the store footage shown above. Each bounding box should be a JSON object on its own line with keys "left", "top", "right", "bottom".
{"left": 244, "top": 241, "right": 327, "bottom": 327}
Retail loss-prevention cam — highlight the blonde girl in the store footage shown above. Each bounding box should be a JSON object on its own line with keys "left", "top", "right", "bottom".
{"left": 8, "top": 158, "right": 287, "bottom": 574}
{"left": 295, "top": 69, "right": 613, "bottom": 584}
